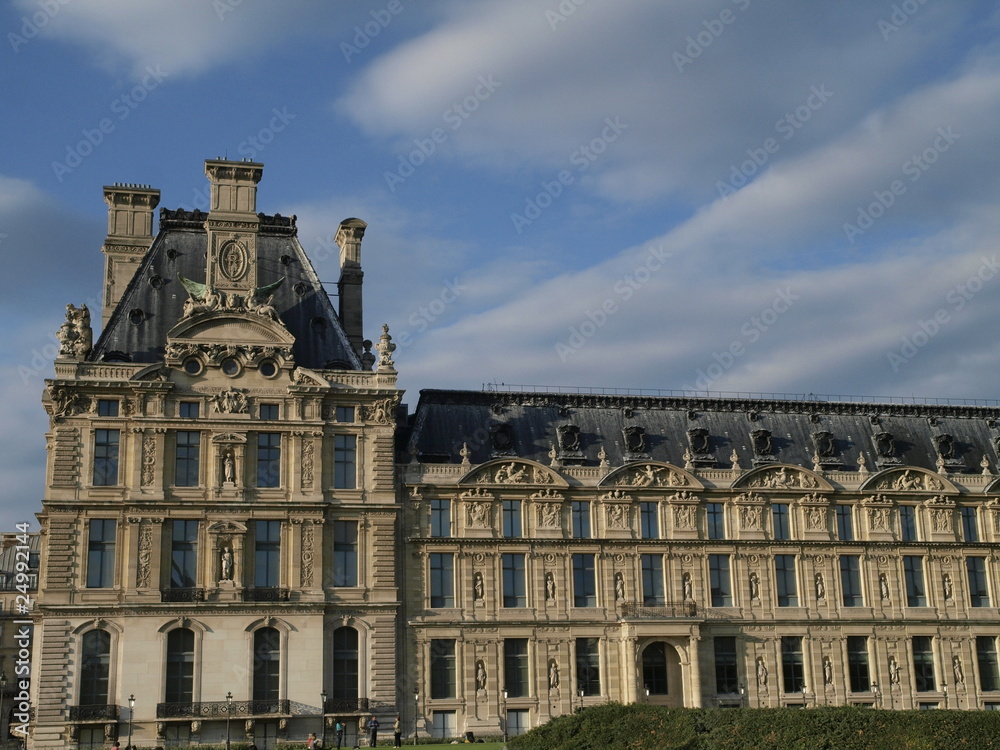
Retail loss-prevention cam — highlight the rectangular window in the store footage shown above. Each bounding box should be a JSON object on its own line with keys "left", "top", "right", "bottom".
{"left": 836, "top": 505, "right": 854, "bottom": 541}
{"left": 429, "top": 552, "right": 454, "bottom": 608}
{"left": 962, "top": 507, "right": 980, "bottom": 543}
{"left": 709, "top": 554, "right": 733, "bottom": 607}
{"left": 781, "top": 636, "right": 804, "bottom": 693}
{"left": 256, "top": 433, "right": 281, "bottom": 488}
{"left": 847, "top": 636, "right": 871, "bottom": 693}
{"left": 336, "top": 405, "right": 355, "bottom": 423}
{"left": 502, "top": 500, "right": 522, "bottom": 538}
{"left": 707, "top": 503, "right": 725, "bottom": 540}
{"left": 430, "top": 498, "right": 451, "bottom": 538}
{"left": 641, "top": 554, "right": 665, "bottom": 606}
{"left": 840, "top": 555, "right": 864, "bottom": 607}
{"left": 179, "top": 401, "right": 200, "bottom": 419}
{"left": 640, "top": 502, "right": 659, "bottom": 539}
{"left": 978, "top": 636, "right": 1000, "bottom": 692}
{"left": 86, "top": 519, "right": 116, "bottom": 588}
{"left": 174, "top": 431, "right": 201, "bottom": 487}
{"left": 431, "top": 711, "right": 457, "bottom": 740}
{"left": 93, "top": 429, "right": 120, "bottom": 486}
{"left": 334, "top": 434, "right": 357, "bottom": 489}
{"left": 576, "top": 638, "right": 601, "bottom": 696}
{"left": 571, "top": 501, "right": 591, "bottom": 539}
{"left": 772, "top": 504, "right": 790, "bottom": 541}
{"left": 912, "top": 635, "right": 935, "bottom": 692}
{"left": 774, "top": 555, "right": 798, "bottom": 607}
{"left": 429, "top": 639, "right": 456, "bottom": 699}
{"left": 254, "top": 520, "right": 281, "bottom": 588}
{"left": 573, "top": 553, "right": 597, "bottom": 607}
{"left": 967, "top": 557, "right": 990, "bottom": 607}
{"left": 97, "top": 399, "right": 119, "bottom": 417}
{"left": 903, "top": 556, "right": 927, "bottom": 607}
{"left": 502, "top": 553, "right": 526, "bottom": 607}
{"left": 900, "top": 506, "right": 917, "bottom": 541}
{"left": 714, "top": 636, "right": 739, "bottom": 694}
{"left": 333, "top": 521, "right": 358, "bottom": 587}
{"left": 170, "top": 520, "right": 198, "bottom": 588}
{"left": 259, "top": 403, "right": 279, "bottom": 421}
{"left": 504, "top": 639, "right": 529, "bottom": 698}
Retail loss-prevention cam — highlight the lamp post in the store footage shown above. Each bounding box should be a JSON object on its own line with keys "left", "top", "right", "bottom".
{"left": 225, "top": 691, "right": 233, "bottom": 750}
{"left": 502, "top": 689, "right": 508, "bottom": 745}
{"left": 0, "top": 671, "right": 7, "bottom": 743}
{"left": 871, "top": 682, "right": 880, "bottom": 709}
{"left": 127, "top": 694, "right": 135, "bottom": 749}
{"left": 413, "top": 690, "right": 419, "bottom": 746}
{"left": 942, "top": 683, "right": 949, "bottom": 710}
{"left": 800, "top": 685, "right": 808, "bottom": 708}
{"left": 320, "top": 689, "right": 327, "bottom": 748}
{"left": 644, "top": 684, "right": 650, "bottom": 703}
{"left": 738, "top": 684, "right": 745, "bottom": 708}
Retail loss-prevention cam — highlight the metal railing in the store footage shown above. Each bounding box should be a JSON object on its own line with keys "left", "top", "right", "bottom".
{"left": 156, "top": 699, "right": 290, "bottom": 719}
{"left": 242, "top": 588, "right": 290, "bottom": 602}
{"left": 161, "top": 588, "right": 205, "bottom": 602}
{"left": 69, "top": 705, "right": 120, "bottom": 721}
{"left": 323, "top": 697, "right": 370, "bottom": 714}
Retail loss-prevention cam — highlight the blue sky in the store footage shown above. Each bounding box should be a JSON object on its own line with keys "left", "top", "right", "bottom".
{"left": 3, "top": 0, "right": 1000, "bottom": 530}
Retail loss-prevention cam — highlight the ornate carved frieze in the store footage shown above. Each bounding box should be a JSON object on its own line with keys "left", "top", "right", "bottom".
{"left": 211, "top": 388, "right": 249, "bottom": 414}
{"left": 136, "top": 522, "right": 153, "bottom": 589}
{"left": 734, "top": 492, "right": 766, "bottom": 531}
{"left": 300, "top": 522, "right": 314, "bottom": 588}
{"left": 48, "top": 386, "right": 90, "bottom": 418}
{"left": 301, "top": 438, "right": 314, "bottom": 490}
{"left": 466, "top": 460, "right": 559, "bottom": 486}
{"left": 746, "top": 466, "right": 819, "bottom": 490}
{"left": 141, "top": 434, "right": 156, "bottom": 487}
{"left": 861, "top": 494, "right": 894, "bottom": 533}
{"left": 871, "top": 468, "right": 944, "bottom": 492}
{"left": 926, "top": 495, "right": 956, "bottom": 533}
{"left": 611, "top": 463, "right": 690, "bottom": 488}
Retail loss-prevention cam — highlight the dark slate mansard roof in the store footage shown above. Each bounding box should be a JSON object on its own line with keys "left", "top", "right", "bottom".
{"left": 91, "top": 208, "right": 362, "bottom": 370}
{"left": 406, "top": 389, "right": 1000, "bottom": 475}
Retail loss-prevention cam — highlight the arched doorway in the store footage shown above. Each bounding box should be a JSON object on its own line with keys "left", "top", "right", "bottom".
{"left": 641, "top": 641, "right": 684, "bottom": 707}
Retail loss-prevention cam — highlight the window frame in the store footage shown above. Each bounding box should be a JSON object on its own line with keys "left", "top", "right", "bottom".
{"left": 429, "top": 552, "right": 455, "bottom": 608}
{"left": 774, "top": 554, "right": 798, "bottom": 607}
{"left": 501, "top": 552, "right": 526, "bottom": 608}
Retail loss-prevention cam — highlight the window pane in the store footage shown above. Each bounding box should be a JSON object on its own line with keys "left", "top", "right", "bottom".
{"left": 93, "top": 429, "right": 120, "bottom": 486}
{"left": 255, "top": 521, "right": 281, "bottom": 588}
{"left": 640, "top": 502, "right": 659, "bottom": 539}
{"left": 572, "top": 502, "right": 591, "bottom": 539}
{"left": 642, "top": 642, "right": 668, "bottom": 695}
{"left": 430, "top": 639, "right": 456, "bottom": 699}
{"left": 836, "top": 505, "right": 854, "bottom": 541}
{"left": 179, "top": 401, "right": 200, "bottom": 419}
{"left": 962, "top": 507, "right": 979, "bottom": 543}
{"left": 967, "top": 557, "right": 990, "bottom": 607}
{"left": 781, "top": 636, "right": 804, "bottom": 693}
{"left": 900, "top": 506, "right": 917, "bottom": 541}
{"left": 257, "top": 433, "right": 281, "bottom": 488}
{"left": 259, "top": 403, "right": 279, "bottom": 421}
{"left": 710, "top": 555, "right": 733, "bottom": 607}
{"left": 978, "top": 636, "right": 999, "bottom": 692}
{"left": 97, "top": 399, "right": 119, "bottom": 417}
{"left": 431, "top": 499, "right": 451, "bottom": 537}
{"left": 334, "top": 435, "right": 357, "bottom": 489}
{"left": 332, "top": 627, "right": 359, "bottom": 700}
{"left": 502, "top": 500, "right": 522, "bottom": 538}
{"left": 774, "top": 555, "right": 798, "bottom": 607}
{"left": 641, "top": 555, "right": 665, "bottom": 605}
{"left": 165, "top": 628, "right": 195, "bottom": 703}
{"left": 175, "top": 431, "right": 201, "bottom": 487}
{"left": 333, "top": 521, "right": 358, "bottom": 587}
{"left": 86, "top": 519, "right": 116, "bottom": 588}
{"left": 847, "top": 636, "right": 870, "bottom": 693}
{"left": 430, "top": 553, "right": 455, "bottom": 608}
{"left": 840, "top": 555, "right": 863, "bottom": 607}
{"left": 576, "top": 638, "right": 601, "bottom": 696}
{"left": 903, "top": 556, "right": 927, "bottom": 607}
{"left": 912, "top": 635, "right": 935, "bottom": 692}
{"left": 336, "top": 406, "right": 355, "bottom": 423}
{"left": 573, "top": 554, "right": 596, "bottom": 607}
{"left": 772, "top": 504, "right": 790, "bottom": 540}
{"left": 253, "top": 627, "right": 280, "bottom": 701}
{"left": 170, "top": 520, "right": 198, "bottom": 588}
{"left": 707, "top": 503, "right": 725, "bottom": 540}
{"left": 80, "top": 630, "right": 111, "bottom": 705}
{"left": 714, "top": 636, "right": 739, "bottom": 694}
{"left": 502, "top": 553, "right": 526, "bottom": 608}
{"left": 504, "top": 639, "right": 529, "bottom": 697}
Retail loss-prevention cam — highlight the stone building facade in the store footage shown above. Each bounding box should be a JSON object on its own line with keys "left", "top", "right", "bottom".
{"left": 28, "top": 157, "right": 1000, "bottom": 747}
{"left": 399, "top": 389, "right": 1000, "bottom": 737}
{"left": 32, "top": 160, "right": 400, "bottom": 748}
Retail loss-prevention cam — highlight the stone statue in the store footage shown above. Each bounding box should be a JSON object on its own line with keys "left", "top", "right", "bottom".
{"left": 377, "top": 323, "right": 396, "bottom": 370}
{"left": 545, "top": 572, "right": 556, "bottom": 602}
{"left": 756, "top": 656, "right": 768, "bottom": 687}
{"left": 223, "top": 450, "right": 236, "bottom": 484}
{"left": 815, "top": 573, "right": 826, "bottom": 600}
{"left": 889, "top": 655, "right": 900, "bottom": 685}
{"left": 615, "top": 572, "right": 625, "bottom": 602}
{"left": 58, "top": 303, "right": 94, "bottom": 359}
{"left": 682, "top": 572, "right": 693, "bottom": 601}
{"left": 879, "top": 572, "right": 890, "bottom": 601}
{"left": 749, "top": 571, "right": 760, "bottom": 600}
{"left": 473, "top": 572, "right": 484, "bottom": 601}
{"left": 476, "top": 660, "right": 487, "bottom": 691}
{"left": 823, "top": 656, "right": 833, "bottom": 686}
{"left": 943, "top": 573, "right": 953, "bottom": 601}
{"left": 549, "top": 660, "right": 559, "bottom": 689}
{"left": 221, "top": 547, "right": 234, "bottom": 581}
{"left": 953, "top": 655, "right": 965, "bottom": 685}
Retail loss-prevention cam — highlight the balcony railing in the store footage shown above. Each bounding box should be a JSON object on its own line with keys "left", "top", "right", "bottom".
{"left": 161, "top": 588, "right": 205, "bottom": 602}
{"left": 619, "top": 601, "right": 701, "bottom": 619}
{"left": 242, "top": 588, "right": 290, "bottom": 602}
{"left": 323, "top": 697, "right": 369, "bottom": 714}
{"left": 157, "top": 699, "right": 290, "bottom": 719}
{"left": 69, "top": 705, "right": 120, "bottom": 721}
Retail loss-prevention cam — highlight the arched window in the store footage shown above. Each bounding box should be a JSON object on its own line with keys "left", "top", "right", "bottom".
{"left": 80, "top": 630, "right": 111, "bottom": 705}
{"left": 253, "top": 628, "right": 280, "bottom": 701}
{"left": 642, "top": 642, "right": 668, "bottom": 695}
{"left": 332, "top": 627, "right": 359, "bottom": 700}
{"left": 165, "top": 628, "right": 195, "bottom": 704}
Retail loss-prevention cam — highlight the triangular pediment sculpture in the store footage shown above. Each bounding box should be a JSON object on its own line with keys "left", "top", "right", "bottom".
{"left": 459, "top": 459, "right": 568, "bottom": 487}
{"left": 599, "top": 462, "right": 703, "bottom": 489}
{"left": 733, "top": 464, "right": 832, "bottom": 492}
{"left": 860, "top": 467, "right": 958, "bottom": 494}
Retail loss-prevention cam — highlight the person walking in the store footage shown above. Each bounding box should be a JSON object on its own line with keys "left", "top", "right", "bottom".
{"left": 334, "top": 719, "right": 344, "bottom": 749}
{"left": 393, "top": 715, "right": 401, "bottom": 747}
{"left": 307, "top": 732, "right": 319, "bottom": 748}
{"left": 367, "top": 715, "right": 380, "bottom": 747}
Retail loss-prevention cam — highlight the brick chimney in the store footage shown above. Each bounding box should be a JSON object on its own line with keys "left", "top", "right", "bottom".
{"left": 101, "top": 183, "right": 160, "bottom": 326}
{"left": 336, "top": 218, "right": 367, "bottom": 359}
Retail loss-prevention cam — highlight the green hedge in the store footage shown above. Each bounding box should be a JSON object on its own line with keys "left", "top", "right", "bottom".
{"left": 507, "top": 704, "right": 1000, "bottom": 750}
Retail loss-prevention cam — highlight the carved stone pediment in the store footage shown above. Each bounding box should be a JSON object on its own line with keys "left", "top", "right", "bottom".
{"left": 460, "top": 459, "right": 567, "bottom": 487}
{"left": 600, "top": 462, "right": 701, "bottom": 489}
{"left": 206, "top": 520, "right": 248, "bottom": 534}
{"left": 734, "top": 465, "right": 830, "bottom": 491}
{"left": 167, "top": 311, "right": 295, "bottom": 347}
{"left": 291, "top": 368, "right": 328, "bottom": 387}
{"left": 212, "top": 432, "right": 248, "bottom": 444}
{"left": 861, "top": 467, "right": 956, "bottom": 494}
